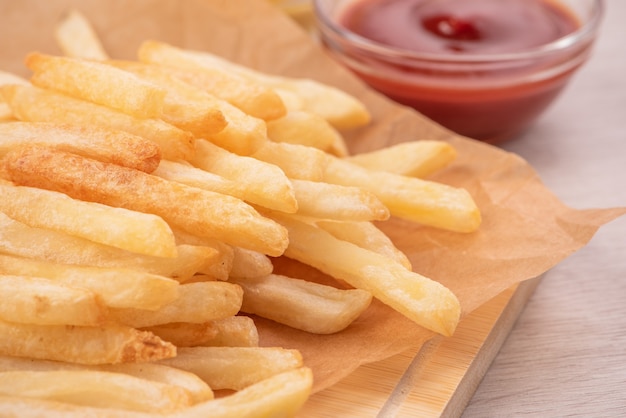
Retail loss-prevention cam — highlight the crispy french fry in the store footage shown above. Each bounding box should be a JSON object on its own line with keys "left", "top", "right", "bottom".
{"left": 0, "top": 355, "right": 213, "bottom": 404}
{"left": 316, "top": 220, "right": 412, "bottom": 270}
{"left": 266, "top": 109, "right": 342, "bottom": 152}
{"left": 270, "top": 213, "right": 461, "bottom": 336}
{"left": 234, "top": 274, "right": 372, "bottom": 334}
{"left": 108, "top": 60, "right": 232, "bottom": 139}
{"left": 55, "top": 9, "right": 109, "bottom": 60}
{"left": 229, "top": 247, "right": 274, "bottom": 279}
{"left": 0, "top": 122, "right": 161, "bottom": 173}
{"left": 0, "top": 275, "right": 107, "bottom": 326}
{"left": 0, "top": 212, "right": 217, "bottom": 281}
{"left": 174, "top": 367, "right": 313, "bottom": 418}
{"left": 0, "top": 320, "right": 176, "bottom": 364}
{"left": 0, "top": 254, "right": 179, "bottom": 310}
{"left": 159, "top": 346, "right": 302, "bottom": 391}
{"left": 191, "top": 139, "right": 298, "bottom": 214}
{"left": 251, "top": 141, "right": 328, "bottom": 181}
{"left": 137, "top": 40, "right": 370, "bottom": 129}
{"left": 290, "top": 179, "right": 390, "bottom": 221}
{"left": 0, "top": 183, "right": 177, "bottom": 258}
{"left": 111, "top": 282, "right": 243, "bottom": 328}
{"left": 324, "top": 155, "right": 482, "bottom": 233}
{"left": 138, "top": 41, "right": 287, "bottom": 122}
{"left": 0, "top": 370, "right": 191, "bottom": 413}
{"left": 0, "top": 368, "right": 313, "bottom": 418}
{"left": 345, "top": 140, "right": 458, "bottom": 178}
{"left": 140, "top": 322, "right": 219, "bottom": 348}
{"left": 1, "top": 84, "right": 194, "bottom": 161}
{"left": 2, "top": 145, "right": 288, "bottom": 256}
{"left": 203, "top": 316, "right": 260, "bottom": 347}
{"left": 26, "top": 53, "right": 166, "bottom": 119}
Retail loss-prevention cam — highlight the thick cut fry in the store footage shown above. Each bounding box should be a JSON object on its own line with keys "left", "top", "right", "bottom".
{"left": 234, "top": 274, "right": 372, "bottom": 334}
{"left": 0, "top": 368, "right": 313, "bottom": 418}
{"left": 229, "top": 247, "right": 274, "bottom": 279}
{"left": 271, "top": 213, "right": 461, "bottom": 336}
{"left": 251, "top": 141, "right": 328, "bottom": 181}
{"left": 55, "top": 9, "right": 109, "bottom": 60}
{"left": 138, "top": 41, "right": 287, "bottom": 121}
{"left": 345, "top": 140, "right": 458, "bottom": 178}
{"left": 108, "top": 60, "right": 230, "bottom": 139}
{"left": 159, "top": 346, "right": 303, "bottom": 391}
{"left": 291, "top": 179, "right": 390, "bottom": 221}
{"left": 141, "top": 322, "right": 219, "bottom": 348}
{"left": 108, "top": 60, "right": 268, "bottom": 154}
{"left": 191, "top": 139, "right": 297, "bottom": 214}
{"left": 138, "top": 40, "right": 370, "bottom": 129}
{"left": 1, "top": 84, "right": 194, "bottom": 161}
{"left": 203, "top": 316, "right": 260, "bottom": 347}
{"left": 2, "top": 146, "right": 288, "bottom": 256}
{"left": 324, "top": 156, "right": 482, "bottom": 233}
{"left": 316, "top": 220, "right": 412, "bottom": 270}
{"left": 266, "top": 110, "right": 342, "bottom": 152}
{"left": 0, "top": 122, "right": 161, "bottom": 173}
{"left": 0, "top": 183, "right": 177, "bottom": 258}
{"left": 0, "top": 254, "right": 179, "bottom": 310}
{"left": 0, "top": 356, "right": 213, "bottom": 404}
{"left": 0, "top": 212, "right": 217, "bottom": 281}
{"left": 0, "top": 320, "right": 176, "bottom": 364}
{"left": 0, "top": 275, "right": 106, "bottom": 326}
{"left": 26, "top": 53, "right": 166, "bottom": 119}
{"left": 0, "top": 370, "right": 191, "bottom": 413}
{"left": 111, "top": 282, "right": 243, "bottom": 328}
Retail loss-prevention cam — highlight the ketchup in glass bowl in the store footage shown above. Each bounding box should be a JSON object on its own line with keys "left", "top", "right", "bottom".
{"left": 313, "top": 0, "right": 604, "bottom": 143}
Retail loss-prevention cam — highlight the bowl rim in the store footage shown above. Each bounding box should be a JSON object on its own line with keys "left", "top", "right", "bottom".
{"left": 313, "top": 0, "right": 605, "bottom": 64}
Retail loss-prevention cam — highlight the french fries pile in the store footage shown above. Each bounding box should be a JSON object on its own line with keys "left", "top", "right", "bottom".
{"left": 0, "top": 10, "right": 481, "bottom": 417}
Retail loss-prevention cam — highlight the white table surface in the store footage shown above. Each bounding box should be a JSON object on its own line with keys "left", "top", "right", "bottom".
{"left": 461, "top": 1, "right": 626, "bottom": 416}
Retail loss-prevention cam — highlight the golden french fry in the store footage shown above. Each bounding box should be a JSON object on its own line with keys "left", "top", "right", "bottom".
{"left": 229, "top": 247, "right": 274, "bottom": 279}
{"left": 316, "top": 220, "right": 412, "bottom": 270}
{"left": 0, "top": 355, "right": 213, "bottom": 405}
{"left": 345, "top": 140, "right": 458, "bottom": 178}
{"left": 271, "top": 213, "right": 461, "bottom": 336}
{"left": 0, "top": 254, "right": 179, "bottom": 310}
{"left": 26, "top": 53, "right": 166, "bottom": 119}
{"left": 266, "top": 109, "right": 342, "bottom": 152}
{"left": 137, "top": 40, "right": 369, "bottom": 129}
{"left": 0, "top": 183, "right": 177, "bottom": 258}
{"left": 138, "top": 41, "right": 287, "bottom": 121}
{"left": 1, "top": 84, "right": 194, "bottom": 161}
{"left": 0, "top": 121, "right": 161, "bottom": 173}
{"left": 234, "top": 273, "right": 372, "bottom": 334}
{"left": 251, "top": 141, "right": 328, "bottom": 181}
{"left": 54, "top": 9, "right": 109, "bottom": 60}
{"left": 141, "top": 316, "right": 259, "bottom": 348}
{"left": 111, "top": 282, "right": 243, "bottom": 328}
{"left": 202, "top": 316, "right": 259, "bottom": 347}
{"left": 0, "top": 319, "right": 176, "bottom": 364}
{"left": 290, "top": 179, "right": 390, "bottom": 221}
{"left": 173, "top": 367, "right": 313, "bottom": 418}
{"left": 0, "top": 275, "right": 107, "bottom": 326}
{"left": 0, "top": 368, "right": 313, "bottom": 418}
{"left": 159, "top": 346, "right": 303, "bottom": 391}
{"left": 324, "top": 155, "right": 482, "bottom": 233}
{"left": 2, "top": 145, "right": 288, "bottom": 256}
{"left": 108, "top": 60, "right": 231, "bottom": 139}
{"left": 0, "top": 212, "right": 218, "bottom": 281}
{"left": 0, "top": 370, "right": 191, "bottom": 413}
{"left": 191, "top": 139, "right": 298, "bottom": 214}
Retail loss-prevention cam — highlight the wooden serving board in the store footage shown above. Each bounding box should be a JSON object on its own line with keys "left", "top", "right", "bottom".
{"left": 298, "top": 276, "right": 542, "bottom": 417}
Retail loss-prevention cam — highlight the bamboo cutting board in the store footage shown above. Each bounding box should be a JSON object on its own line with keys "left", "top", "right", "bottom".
{"left": 298, "top": 276, "right": 542, "bottom": 417}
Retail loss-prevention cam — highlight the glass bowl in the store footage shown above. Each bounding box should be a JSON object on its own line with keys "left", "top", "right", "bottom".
{"left": 313, "top": 0, "right": 604, "bottom": 144}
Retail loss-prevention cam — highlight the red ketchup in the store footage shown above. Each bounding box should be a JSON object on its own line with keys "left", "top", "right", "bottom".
{"left": 330, "top": 0, "right": 583, "bottom": 143}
